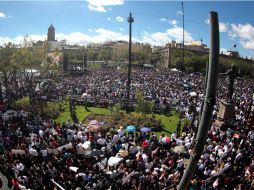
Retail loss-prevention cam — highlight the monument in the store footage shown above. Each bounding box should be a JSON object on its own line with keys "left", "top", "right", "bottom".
{"left": 216, "top": 64, "right": 239, "bottom": 126}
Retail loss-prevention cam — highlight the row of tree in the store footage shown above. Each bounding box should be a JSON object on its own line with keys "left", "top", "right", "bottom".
{"left": 86, "top": 41, "right": 254, "bottom": 75}
{"left": 87, "top": 42, "right": 152, "bottom": 64}
{"left": 0, "top": 40, "right": 61, "bottom": 104}
{"left": 170, "top": 49, "right": 254, "bottom": 75}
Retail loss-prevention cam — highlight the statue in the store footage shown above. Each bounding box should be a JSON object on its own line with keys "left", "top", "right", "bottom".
{"left": 223, "top": 64, "right": 239, "bottom": 102}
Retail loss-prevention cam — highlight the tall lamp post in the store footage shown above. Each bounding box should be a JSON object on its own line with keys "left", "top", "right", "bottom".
{"left": 181, "top": 1, "right": 185, "bottom": 71}
{"left": 127, "top": 12, "right": 134, "bottom": 112}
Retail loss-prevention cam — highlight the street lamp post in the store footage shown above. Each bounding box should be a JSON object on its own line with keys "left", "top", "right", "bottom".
{"left": 127, "top": 12, "right": 134, "bottom": 112}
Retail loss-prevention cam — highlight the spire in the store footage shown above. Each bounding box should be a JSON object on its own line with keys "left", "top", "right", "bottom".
{"left": 47, "top": 24, "right": 55, "bottom": 41}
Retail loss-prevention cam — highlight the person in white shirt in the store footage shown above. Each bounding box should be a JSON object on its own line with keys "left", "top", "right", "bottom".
{"left": 113, "top": 134, "right": 120, "bottom": 144}
{"left": 97, "top": 137, "right": 106, "bottom": 146}
{"left": 41, "top": 148, "right": 48, "bottom": 160}
{"left": 118, "top": 126, "right": 125, "bottom": 137}
{"left": 29, "top": 147, "right": 38, "bottom": 156}
{"left": 171, "top": 132, "right": 177, "bottom": 141}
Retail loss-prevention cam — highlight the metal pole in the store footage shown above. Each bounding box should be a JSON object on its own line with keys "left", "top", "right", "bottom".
{"left": 177, "top": 11, "right": 220, "bottom": 190}
{"left": 82, "top": 50, "right": 84, "bottom": 72}
{"left": 182, "top": 1, "right": 185, "bottom": 71}
{"left": 0, "top": 82, "right": 2, "bottom": 103}
{"left": 127, "top": 12, "right": 134, "bottom": 112}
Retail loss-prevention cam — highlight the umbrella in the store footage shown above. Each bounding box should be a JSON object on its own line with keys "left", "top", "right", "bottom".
{"left": 81, "top": 93, "right": 88, "bottom": 98}
{"left": 140, "top": 127, "right": 151, "bottom": 133}
{"left": 69, "top": 166, "right": 79, "bottom": 172}
{"left": 141, "top": 140, "right": 149, "bottom": 149}
{"left": 82, "top": 141, "right": 91, "bottom": 149}
{"left": 161, "top": 136, "right": 171, "bottom": 144}
{"left": 108, "top": 156, "right": 123, "bottom": 167}
{"left": 189, "top": 91, "right": 197, "bottom": 97}
{"left": 126, "top": 125, "right": 136, "bottom": 132}
{"left": 171, "top": 68, "right": 180, "bottom": 72}
{"left": 173, "top": 145, "right": 185, "bottom": 154}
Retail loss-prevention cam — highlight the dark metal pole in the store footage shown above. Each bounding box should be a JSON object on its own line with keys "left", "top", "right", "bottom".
{"left": 182, "top": 1, "right": 185, "bottom": 71}
{"left": 127, "top": 12, "right": 134, "bottom": 112}
{"left": 0, "top": 82, "right": 2, "bottom": 103}
{"left": 195, "top": 60, "right": 210, "bottom": 138}
{"left": 177, "top": 11, "right": 220, "bottom": 190}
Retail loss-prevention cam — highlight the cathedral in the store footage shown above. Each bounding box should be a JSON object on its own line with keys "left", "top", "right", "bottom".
{"left": 46, "top": 24, "right": 66, "bottom": 50}
{"left": 47, "top": 24, "right": 56, "bottom": 42}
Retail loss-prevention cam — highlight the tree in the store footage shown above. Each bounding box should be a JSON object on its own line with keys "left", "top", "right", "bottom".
{"left": 112, "top": 103, "right": 123, "bottom": 123}
{"left": 87, "top": 47, "right": 99, "bottom": 61}
{"left": 112, "top": 44, "right": 128, "bottom": 62}
{"left": 151, "top": 50, "right": 162, "bottom": 66}
{"left": 98, "top": 47, "right": 112, "bottom": 62}
{"left": 0, "top": 42, "right": 18, "bottom": 103}
{"left": 135, "top": 91, "right": 154, "bottom": 118}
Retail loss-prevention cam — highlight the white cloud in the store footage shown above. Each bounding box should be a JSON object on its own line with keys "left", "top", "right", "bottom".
{"left": 107, "top": 17, "right": 111, "bottom": 21}
{"left": 141, "top": 26, "right": 194, "bottom": 46}
{"left": 205, "top": 19, "right": 209, "bottom": 25}
{"left": 0, "top": 11, "right": 6, "bottom": 18}
{"left": 116, "top": 16, "right": 124, "bottom": 23}
{"left": 240, "top": 39, "right": 254, "bottom": 50}
{"left": 228, "top": 30, "right": 237, "bottom": 39}
{"left": 86, "top": 0, "right": 124, "bottom": 13}
{"left": 177, "top": 11, "right": 183, "bottom": 16}
{"left": 0, "top": 34, "right": 46, "bottom": 46}
{"left": 205, "top": 19, "right": 228, "bottom": 33}
{"left": 219, "top": 22, "right": 229, "bottom": 33}
{"left": 230, "top": 23, "right": 254, "bottom": 50}
{"left": 160, "top": 18, "right": 178, "bottom": 25}
{"left": 0, "top": 26, "right": 190, "bottom": 48}
{"left": 169, "top": 19, "right": 178, "bottom": 25}
{"left": 88, "top": 29, "right": 93, "bottom": 32}
{"left": 0, "top": 28, "right": 133, "bottom": 46}
{"left": 160, "top": 18, "right": 167, "bottom": 22}
{"left": 91, "top": 28, "right": 131, "bottom": 43}
{"left": 56, "top": 32, "right": 90, "bottom": 44}
{"left": 88, "top": 4, "right": 106, "bottom": 12}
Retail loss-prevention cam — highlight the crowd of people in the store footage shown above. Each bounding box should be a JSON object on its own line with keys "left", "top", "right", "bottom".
{"left": 0, "top": 67, "right": 253, "bottom": 190}
{"left": 39, "top": 68, "right": 253, "bottom": 110}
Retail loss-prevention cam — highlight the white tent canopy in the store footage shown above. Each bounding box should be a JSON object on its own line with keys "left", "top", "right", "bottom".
{"left": 171, "top": 68, "right": 180, "bottom": 72}
{"left": 25, "top": 68, "right": 40, "bottom": 76}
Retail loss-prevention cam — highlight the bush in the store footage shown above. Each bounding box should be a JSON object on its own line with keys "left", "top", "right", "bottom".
{"left": 115, "top": 113, "right": 162, "bottom": 130}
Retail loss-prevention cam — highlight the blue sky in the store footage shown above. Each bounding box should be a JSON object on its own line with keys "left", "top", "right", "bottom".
{"left": 0, "top": 1, "right": 254, "bottom": 58}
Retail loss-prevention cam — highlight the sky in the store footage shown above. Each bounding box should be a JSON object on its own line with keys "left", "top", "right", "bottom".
{"left": 0, "top": 1, "right": 254, "bottom": 58}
